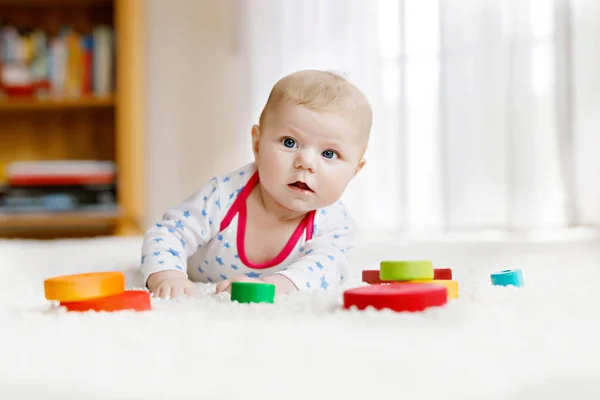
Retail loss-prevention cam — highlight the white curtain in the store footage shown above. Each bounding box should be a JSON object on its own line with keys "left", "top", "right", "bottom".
{"left": 235, "top": 0, "right": 600, "bottom": 236}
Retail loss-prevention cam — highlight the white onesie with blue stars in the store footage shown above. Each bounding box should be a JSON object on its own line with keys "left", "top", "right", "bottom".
{"left": 140, "top": 162, "right": 355, "bottom": 292}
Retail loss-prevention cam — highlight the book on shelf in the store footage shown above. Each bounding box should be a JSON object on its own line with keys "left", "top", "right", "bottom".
{"left": 0, "top": 160, "right": 118, "bottom": 214}
{"left": 0, "top": 23, "right": 114, "bottom": 99}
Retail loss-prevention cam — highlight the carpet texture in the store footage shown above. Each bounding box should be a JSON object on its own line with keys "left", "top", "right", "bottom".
{"left": 1, "top": 236, "right": 599, "bottom": 399}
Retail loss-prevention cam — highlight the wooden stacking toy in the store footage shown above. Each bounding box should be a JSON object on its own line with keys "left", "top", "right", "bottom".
{"left": 44, "top": 271, "right": 151, "bottom": 312}
{"left": 348, "top": 261, "right": 459, "bottom": 312}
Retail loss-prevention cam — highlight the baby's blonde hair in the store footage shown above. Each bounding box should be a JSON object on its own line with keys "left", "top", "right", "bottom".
{"left": 258, "top": 70, "right": 372, "bottom": 140}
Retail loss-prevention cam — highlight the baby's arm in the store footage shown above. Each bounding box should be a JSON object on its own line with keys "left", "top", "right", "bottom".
{"left": 141, "top": 178, "right": 222, "bottom": 297}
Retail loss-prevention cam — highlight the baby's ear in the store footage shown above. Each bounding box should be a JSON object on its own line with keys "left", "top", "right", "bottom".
{"left": 354, "top": 157, "right": 366, "bottom": 176}
{"left": 251, "top": 125, "right": 261, "bottom": 156}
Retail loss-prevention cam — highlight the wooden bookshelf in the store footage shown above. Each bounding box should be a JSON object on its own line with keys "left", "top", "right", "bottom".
{"left": 0, "top": 0, "right": 145, "bottom": 239}
{"left": 0, "top": 95, "right": 115, "bottom": 110}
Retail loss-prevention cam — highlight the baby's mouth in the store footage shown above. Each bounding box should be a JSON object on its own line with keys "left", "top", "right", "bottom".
{"left": 289, "top": 181, "right": 313, "bottom": 192}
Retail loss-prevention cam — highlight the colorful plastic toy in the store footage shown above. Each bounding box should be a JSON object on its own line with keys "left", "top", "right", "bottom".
{"left": 343, "top": 283, "right": 447, "bottom": 312}
{"left": 44, "top": 271, "right": 125, "bottom": 302}
{"left": 230, "top": 281, "right": 275, "bottom": 304}
{"left": 433, "top": 268, "right": 453, "bottom": 280}
{"left": 407, "top": 279, "right": 459, "bottom": 300}
{"left": 363, "top": 267, "right": 453, "bottom": 284}
{"left": 491, "top": 269, "right": 524, "bottom": 287}
{"left": 44, "top": 271, "right": 151, "bottom": 312}
{"left": 379, "top": 260, "right": 434, "bottom": 281}
{"left": 60, "top": 290, "right": 151, "bottom": 312}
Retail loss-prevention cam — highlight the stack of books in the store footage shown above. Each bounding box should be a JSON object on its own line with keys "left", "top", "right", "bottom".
{"left": 0, "top": 160, "right": 118, "bottom": 214}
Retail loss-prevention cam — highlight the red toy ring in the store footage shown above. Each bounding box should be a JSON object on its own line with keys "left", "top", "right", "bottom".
{"left": 434, "top": 268, "right": 453, "bottom": 280}
{"left": 361, "top": 269, "right": 389, "bottom": 284}
{"left": 343, "top": 283, "right": 447, "bottom": 312}
{"left": 60, "top": 290, "right": 151, "bottom": 312}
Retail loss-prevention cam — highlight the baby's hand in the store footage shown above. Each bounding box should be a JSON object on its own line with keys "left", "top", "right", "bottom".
{"left": 146, "top": 270, "right": 198, "bottom": 299}
{"left": 215, "top": 275, "right": 262, "bottom": 294}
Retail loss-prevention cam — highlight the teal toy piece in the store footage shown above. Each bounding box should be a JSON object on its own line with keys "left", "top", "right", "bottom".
{"left": 490, "top": 269, "right": 524, "bottom": 287}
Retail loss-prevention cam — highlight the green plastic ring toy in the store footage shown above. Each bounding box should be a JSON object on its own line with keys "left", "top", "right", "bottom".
{"left": 380, "top": 260, "right": 434, "bottom": 281}
{"left": 230, "top": 281, "right": 276, "bottom": 304}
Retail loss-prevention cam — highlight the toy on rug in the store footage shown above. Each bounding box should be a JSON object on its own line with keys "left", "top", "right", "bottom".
{"left": 230, "top": 281, "right": 275, "bottom": 304}
{"left": 490, "top": 269, "right": 524, "bottom": 287}
{"left": 343, "top": 283, "right": 447, "bottom": 312}
{"left": 43, "top": 272, "right": 151, "bottom": 312}
{"left": 359, "top": 261, "right": 458, "bottom": 300}
{"left": 345, "top": 260, "right": 458, "bottom": 312}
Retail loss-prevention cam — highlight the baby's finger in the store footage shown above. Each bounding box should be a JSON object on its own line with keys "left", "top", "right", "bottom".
{"left": 171, "top": 284, "right": 185, "bottom": 298}
{"left": 184, "top": 286, "right": 197, "bottom": 297}
{"left": 215, "top": 280, "right": 231, "bottom": 294}
{"left": 157, "top": 285, "right": 171, "bottom": 299}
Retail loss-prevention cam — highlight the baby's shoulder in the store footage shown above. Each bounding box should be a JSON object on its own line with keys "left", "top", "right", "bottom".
{"left": 312, "top": 200, "right": 356, "bottom": 235}
{"left": 211, "top": 162, "right": 257, "bottom": 191}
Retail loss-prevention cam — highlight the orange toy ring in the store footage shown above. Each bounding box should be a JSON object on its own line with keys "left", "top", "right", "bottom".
{"left": 60, "top": 290, "right": 151, "bottom": 312}
{"left": 44, "top": 271, "right": 125, "bottom": 302}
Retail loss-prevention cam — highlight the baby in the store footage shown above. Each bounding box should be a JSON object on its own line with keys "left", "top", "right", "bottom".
{"left": 140, "top": 69, "right": 372, "bottom": 298}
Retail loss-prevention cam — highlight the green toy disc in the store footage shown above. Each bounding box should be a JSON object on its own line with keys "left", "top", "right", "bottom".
{"left": 380, "top": 261, "right": 434, "bottom": 281}
{"left": 230, "top": 281, "right": 275, "bottom": 304}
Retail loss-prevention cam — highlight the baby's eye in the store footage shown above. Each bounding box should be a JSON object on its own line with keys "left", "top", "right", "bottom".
{"left": 322, "top": 150, "right": 338, "bottom": 159}
{"left": 282, "top": 138, "right": 297, "bottom": 148}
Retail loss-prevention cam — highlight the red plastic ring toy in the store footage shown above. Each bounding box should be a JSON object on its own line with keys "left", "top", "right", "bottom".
{"left": 343, "top": 283, "right": 447, "bottom": 312}
{"left": 60, "top": 290, "right": 152, "bottom": 312}
{"left": 434, "top": 268, "right": 453, "bottom": 280}
{"left": 361, "top": 269, "right": 389, "bottom": 284}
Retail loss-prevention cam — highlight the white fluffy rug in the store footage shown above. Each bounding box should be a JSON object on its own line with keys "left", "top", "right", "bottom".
{"left": 1, "top": 235, "right": 600, "bottom": 399}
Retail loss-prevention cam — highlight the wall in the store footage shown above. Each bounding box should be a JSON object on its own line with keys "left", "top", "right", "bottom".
{"left": 145, "top": 0, "right": 253, "bottom": 228}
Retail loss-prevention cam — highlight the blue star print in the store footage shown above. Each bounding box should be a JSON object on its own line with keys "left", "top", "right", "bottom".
{"left": 316, "top": 262, "right": 324, "bottom": 270}
{"left": 246, "top": 272, "right": 261, "bottom": 278}
{"left": 158, "top": 260, "right": 164, "bottom": 264}
{"left": 306, "top": 282, "right": 311, "bottom": 289}
{"left": 175, "top": 265, "right": 183, "bottom": 270}
{"left": 216, "top": 257, "right": 224, "bottom": 265}
{"left": 216, "top": 200, "right": 221, "bottom": 209}
{"left": 198, "top": 266, "right": 204, "bottom": 273}
{"left": 141, "top": 255, "right": 146, "bottom": 264}
{"left": 175, "top": 220, "right": 184, "bottom": 230}
{"left": 219, "top": 273, "right": 227, "bottom": 280}
{"left": 224, "top": 176, "right": 230, "bottom": 182}
{"left": 202, "top": 209, "right": 208, "bottom": 217}
{"left": 183, "top": 210, "right": 191, "bottom": 218}
{"left": 229, "top": 193, "right": 235, "bottom": 200}
{"left": 320, "top": 276, "right": 329, "bottom": 290}
{"left": 154, "top": 238, "right": 163, "bottom": 243}
{"left": 328, "top": 255, "right": 334, "bottom": 261}
{"left": 231, "top": 264, "right": 238, "bottom": 270}
{"left": 305, "top": 249, "right": 314, "bottom": 255}
{"left": 217, "top": 234, "right": 223, "bottom": 241}
{"left": 167, "top": 248, "right": 180, "bottom": 258}
{"left": 224, "top": 242, "right": 230, "bottom": 248}
{"left": 153, "top": 251, "right": 160, "bottom": 256}
{"left": 155, "top": 223, "right": 162, "bottom": 228}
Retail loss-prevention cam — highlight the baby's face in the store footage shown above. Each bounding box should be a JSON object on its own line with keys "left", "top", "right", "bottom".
{"left": 254, "top": 103, "right": 366, "bottom": 214}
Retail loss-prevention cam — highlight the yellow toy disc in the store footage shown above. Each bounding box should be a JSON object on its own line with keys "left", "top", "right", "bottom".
{"left": 408, "top": 279, "right": 459, "bottom": 300}
{"left": 44, "top": 272, "right": 125, "bottom": 302}
{"left": 379, "top": 260, "right": 433, "bottom": 281}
